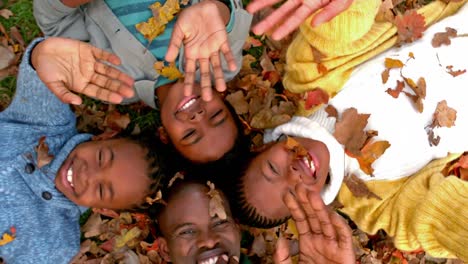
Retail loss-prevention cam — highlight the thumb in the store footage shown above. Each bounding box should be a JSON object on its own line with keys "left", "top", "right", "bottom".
{"left": 274, "top": 236, "right": 292, "bottom": 264}
{"left": 47, "top": 81, "right": 82, "bottom": 105}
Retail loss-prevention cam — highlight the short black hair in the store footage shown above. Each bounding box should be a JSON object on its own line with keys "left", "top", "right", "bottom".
{"left": 122, "top": 131, "right": 169, "bottom": 210}
{"left": 223, "top": 152, "right": 290, "bottom": 229}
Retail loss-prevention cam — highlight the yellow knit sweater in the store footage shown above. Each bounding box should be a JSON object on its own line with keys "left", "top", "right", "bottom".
{"left": 338, "top": 153, "right": 468, "bottom": 261}
{"left": 284, "top": 0, "right": 467, "bottom": 115}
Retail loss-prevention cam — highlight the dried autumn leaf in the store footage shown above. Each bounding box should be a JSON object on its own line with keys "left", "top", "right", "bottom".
{"left": 153, "top": 61, "right": 164, "bottom": 71}
{"left": 81, "top": 213, "right": 107, "bottom": 238}
{"left": 344, "top": 174, "right": 382, "bottom": 200}
{"left": 403, "top": 76, "right": 426, "bottom": 113}
{"left": 0, "top": 45, "right": 14, "bottom": 70}
{"left": 35, "top": 136, "right": 54, "bottom": 168}
{"left": 168, "top": 172, "right": 184, "bottom": 187}
{"left": 375, "top": 0, "right": 394, "bottom": 22}
{"left": 333, "top": 108, "right": 369, "bottom": 156}
{"left": 325, "top": 104, "right": 338, "bottom": 118}
{"left": 145, "top": 190, "right": 163, "bottom": 205}
{"left": 394, "top": 10, "right": 426, "bottom": 43}
{"left": 0, "top": 9, "right": 13, "bottom": 19}
{"left": 384, "top": 58, "right": 404, "bottom": 69}
{"left": 427, "top": 129, "right": 440, "bottom": 147}
{"left": 250, "top": 233, "right": 267, "bottom": 257}
{"left": 432, "top": 100, "right": 457, "bottom": 128}
{"left": 104, "top": 110, "right": 131, "bottom": 132}
{"left": 445, "top": 65, "right": 466, "bottom": 77}
{"left": 0, "top": 226, "right": 15, "bottom": 246}
{"left": 442, "top": 153, "right": 468, "bottom": 180}
{"left": 432, "top": 27, "right": 457, "bottom": 48}
{"left": 135, "top": 0, "right": 180, "bottom": 42}
{"left": 284, "top": 136, "right": 308, "bottom": 158}
{"left": 381, "top": 68, "right": 390, "bottom": 84}
{"left": 206, "top": 181, "right": 227, "bottom": 220}
{"left": 304, "top": 88, "right": 329, "bottom": 110}
{"left": 356, "top": 140, "right": 391, "bottom": 175}
{"left": 157, "top": 63, "right": 183, "bottom": 80}
{"left": 386, "top": 80, "right": 405, "bottom": 98}
{"left": 115, "top": 227, "right": 142, "bottom": 249}
{"left": 226, "top": 90, "right": 249, "bottom": 115}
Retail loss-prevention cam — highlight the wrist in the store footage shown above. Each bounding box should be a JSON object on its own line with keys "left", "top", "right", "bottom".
{"left": 210, "top": 0, "right": 231, "bottom": 26}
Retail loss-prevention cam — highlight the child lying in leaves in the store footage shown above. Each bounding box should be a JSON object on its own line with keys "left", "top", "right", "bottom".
{"left": 33, "top": 0, "right": 252, "bottom": 165}
{"left": 152, "top": 178, "right": 355, "bottom": 264}
{"left": 0, "top": 37, "right": 167, "bottom": 263}
{"left": 230, "top": 3, "right": 468, "bottom": 262}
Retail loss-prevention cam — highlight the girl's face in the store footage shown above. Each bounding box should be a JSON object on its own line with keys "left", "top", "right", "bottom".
{"left": 158, "top": 82, "right": 237, "bottom": 163}
{"left": 242, "top": 137, "right": 331, "bottom": 220}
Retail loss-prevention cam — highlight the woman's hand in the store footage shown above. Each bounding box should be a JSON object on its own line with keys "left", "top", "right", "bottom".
{"left": 248, "top": 0, "right": 353, "bottom": 40}
{"left": 32, "top": 37, "right": 135, "bottom": 105}
{"left": 165, "top": 0, "right": 236, "bottom": 102}
{"left": 275, "top": 184, "right": 355, "bottom": 263}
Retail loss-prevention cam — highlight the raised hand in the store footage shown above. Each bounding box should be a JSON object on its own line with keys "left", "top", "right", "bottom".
{"left": 248, "top": 0, "right": 353, "bottom": 40}
{"left": 165, "top": 0, "right": 236, "bottom": 101}
{"left": 31, "top": 37, "right": 135, "bottom": 105}
{"left": 275, "top": 184, "right": 355, "bottom": 264}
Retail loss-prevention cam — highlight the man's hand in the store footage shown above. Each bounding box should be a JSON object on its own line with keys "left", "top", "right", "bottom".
{"left": 275, "top": 184, "right": 355, "bottom": 264}
{"left": 248, "top": 0, "right": 353, "bottom": 40}
{"left": 32, "top": 37, "right": 135, "bottom": 105}
{"left": 165, "top": 0, "right": 236, "bottom": 101}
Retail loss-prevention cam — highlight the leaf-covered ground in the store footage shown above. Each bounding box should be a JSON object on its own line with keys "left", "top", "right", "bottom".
{"left": 0, "top": 0, "right": 466, "bottom": 263}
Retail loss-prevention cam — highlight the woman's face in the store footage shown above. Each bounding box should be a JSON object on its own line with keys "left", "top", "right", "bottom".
{"left": 242, "top": 136, "right": 331, "bottom": 220}
{"left": 159, "top": 82, "right": 237, "bottom": 163}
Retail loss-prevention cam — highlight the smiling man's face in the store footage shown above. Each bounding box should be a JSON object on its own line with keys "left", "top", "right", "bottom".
{"left": 55, "top": 138, "right": 152, "bottom": 209}
{"left": 157, "top": 183, "right": 241, "bottom": 264}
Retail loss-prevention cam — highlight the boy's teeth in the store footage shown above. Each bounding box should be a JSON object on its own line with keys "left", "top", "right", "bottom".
{"left": 303, "top": 157, "right": 316, "bottom": 171}
{"left": 67, "top": 168, "right": 74, "bottom": 187}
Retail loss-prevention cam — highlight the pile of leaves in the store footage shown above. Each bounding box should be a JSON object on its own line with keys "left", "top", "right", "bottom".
{"left": 1, "top": 0, "right": 467, "bottom": 263}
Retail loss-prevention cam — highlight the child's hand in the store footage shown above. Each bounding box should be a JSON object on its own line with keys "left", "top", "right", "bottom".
{"left": 248, "top": 0, "right": 353, "bottom": 40}
{"left": 275, "top": 184, "right": 355, "bottom": 264}
{"left": 32, "top": 37, "right": 135, "bottom": 105}
{"left": 165, "top": 0, "right": 236, "bottom": 102}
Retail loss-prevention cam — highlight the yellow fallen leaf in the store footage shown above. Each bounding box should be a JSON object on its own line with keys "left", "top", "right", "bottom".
{"left": 0, "top": 232, "right": 15, "bottom": 246}
{"left": 135, "top": 17, "right": 166, "bottom": 42}
{"left": 158, "top": 64, "right": 183, "bottom": 80}
{"left": 136, "top": 0, "right": 180, "bottom": 42}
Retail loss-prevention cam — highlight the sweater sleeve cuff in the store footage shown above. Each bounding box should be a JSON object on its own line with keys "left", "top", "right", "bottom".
{"left": 225, "top": 0, "right": 235, "bottom": 33}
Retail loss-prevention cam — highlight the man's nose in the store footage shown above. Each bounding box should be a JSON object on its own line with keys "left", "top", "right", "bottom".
{"left": 287, "top": 164, "right": 302, "bottom": 186}
{"left": 196, "top": 231, "right": 219, "bottom": 249}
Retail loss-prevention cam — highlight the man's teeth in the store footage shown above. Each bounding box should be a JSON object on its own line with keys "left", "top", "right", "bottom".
{"left": 180, "top": 98, "right": 196, "bottom": 111}
{"left": 303, "top": 156, "right": 316, "bottom": 171}
{"left": 67, "top": 168, "right": 74, "bottom": 187}
{"left": 199, "top": 256, "right": 219, "bottom": 264}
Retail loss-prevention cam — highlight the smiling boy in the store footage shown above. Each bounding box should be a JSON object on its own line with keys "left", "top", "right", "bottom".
{"left": 0, "top": 37, "right": 166, "bottom": 263}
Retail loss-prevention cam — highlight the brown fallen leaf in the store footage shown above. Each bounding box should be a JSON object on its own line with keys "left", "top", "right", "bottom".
{"left": 325, "top": 104, "right": 338, "bottom": 118}
{"left": 394, "top": 10, "right": 426, "bottom": 44}
{"left": 386, "top": 80, "right": 405, "bottom": 98}
{"left": 284, "top": 136, "right": 308, "bottom": 159}
{"left": 0, "top": 9, "right": 13, "bottom": 19}
{"left": 35, "top": 136, "right": 54, "bottom": 168}
{"left": 442, "top": 152, "right": 468, "bottom": 180}
{"left": 103, "top": 110, "right": 131, "bottom": 132}
{"left": 333, "top": 108, "right": 370, "bottom": 156}
{"left": 304, "top": 88, "right": 329, "bottom": 110}
{"left": 344, "top": 174, "right": 382, "bottom": 200}
{"left": 384, "top": 58, "right": 404, "bottom": 69}
{"left": 432, "top": 27, "right": 457, "bottom": 48}
{"left": 226, "top": 90, "right": 249, "bottom": 115}
{"left": 432, "top": 100, "right": 457, "bottom": 128}
{"left": 355, "top": 140, "right": 391, "bottom": 175}
{"left": 206, "top": 181, "right": 227, "bottom": 220}
{"left": 445, "top": 65, "right": 466, "bottom": 77}
{"left": 381, "top": 68, "right": 390, "bottom": 84}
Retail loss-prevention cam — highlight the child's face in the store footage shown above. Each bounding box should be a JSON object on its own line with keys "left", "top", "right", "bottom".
{"left": 158, "top": 183, "right": 241, "bottom": 264}
{"left": 242, "top": 137, "right": 331, "bottom": 220}
{"left": 55, "top": 139, "right": 153, "bottom": 209}
{"left": 159, "top": 82, "right": 237, "bottom": 163}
